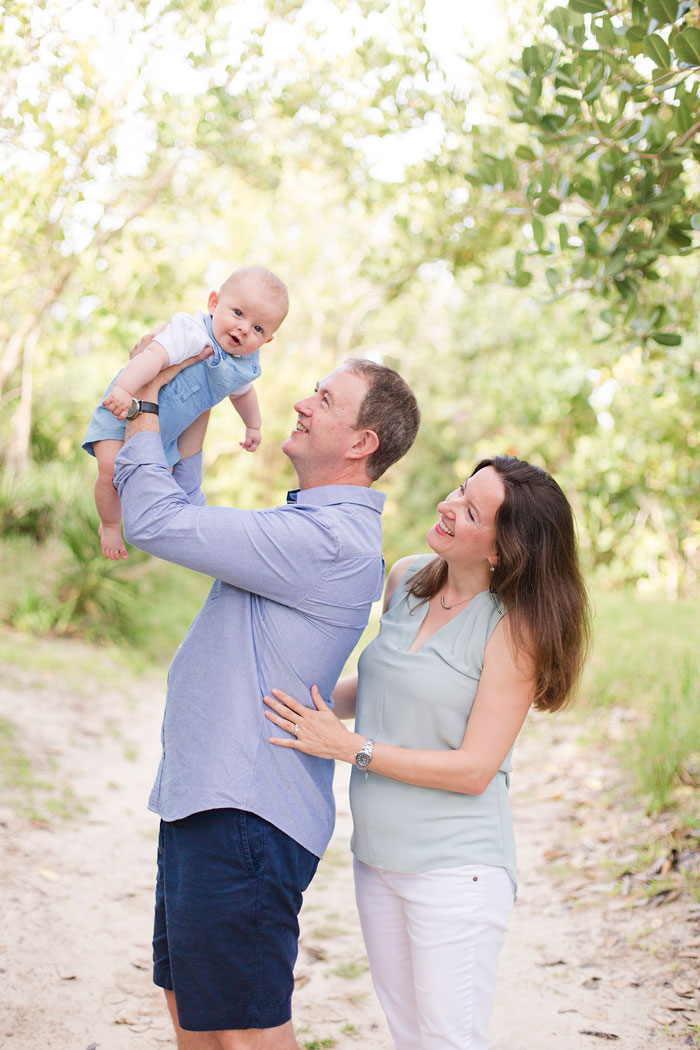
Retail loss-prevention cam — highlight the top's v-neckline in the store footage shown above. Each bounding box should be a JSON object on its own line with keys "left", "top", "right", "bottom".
{"left": 405, "top": 592, "right": 486, "bottom": 655}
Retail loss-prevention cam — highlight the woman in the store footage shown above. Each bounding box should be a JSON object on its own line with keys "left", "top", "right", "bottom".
{"left": 264, "top": 455, "right": 589, "bottom": 1050}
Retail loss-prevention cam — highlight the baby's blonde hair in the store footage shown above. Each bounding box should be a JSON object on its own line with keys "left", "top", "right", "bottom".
{"left": 221, "top": 266, "right": 289, "bottom": 321}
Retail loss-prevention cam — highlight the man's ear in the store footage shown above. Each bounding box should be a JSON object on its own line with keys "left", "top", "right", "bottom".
{"left": 207, "top": 290, "right": 219, "bottom": 312}
{"left": 348, "top": 429, "right": 380, "bottom": 461}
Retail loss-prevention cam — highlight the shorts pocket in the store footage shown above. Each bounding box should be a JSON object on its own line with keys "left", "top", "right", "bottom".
{"left": 239, "top": 811, "right": 269, "bottom": 876}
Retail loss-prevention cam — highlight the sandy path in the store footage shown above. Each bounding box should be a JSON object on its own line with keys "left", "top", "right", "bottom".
{"left": 0, "top": 636, "right": 696, "bottom": 1049}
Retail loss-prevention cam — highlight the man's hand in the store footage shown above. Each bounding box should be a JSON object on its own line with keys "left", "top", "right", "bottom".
{"left": 124, "top": 344, "right": 213, "bottom": 443}
{"left": 240, "top": 426, "right": 261, "bottom": 452}
{"left": 102, "top": 384, "right": 133, "bottom": 420}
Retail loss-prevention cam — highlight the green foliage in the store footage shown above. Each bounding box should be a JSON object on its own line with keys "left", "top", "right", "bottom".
{"left": 0, "top": 715, "right": 86, "bottom": 822}
{"left": 490, "top": 0, "right": 700, "bottom": 346}
{"left": 626, "top": 662, "right": 700, "bottom": 812}
{"left": 582, "top": 589, "right": 700, "bottom": 707}
{"left": 582, "top": 589, "right": 700, "bottom": 813}
{"left": 1, "top": 0, "right": 698, "bottom": 605}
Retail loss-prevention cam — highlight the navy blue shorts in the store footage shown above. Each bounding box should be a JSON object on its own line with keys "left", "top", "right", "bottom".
{"left": 152, "top": 808, "right": 319, "bottom": 1031}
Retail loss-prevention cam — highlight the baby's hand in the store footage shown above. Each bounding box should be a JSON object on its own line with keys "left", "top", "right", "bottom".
{"left": 102, "top": 385, "right": 133, "bottom": 420}
{"left": 240, "top": 426, "right": 261, "bottom": 452}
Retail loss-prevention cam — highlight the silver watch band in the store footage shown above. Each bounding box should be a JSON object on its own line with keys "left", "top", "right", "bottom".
{"left": 356, "top": 738, "right": 375, "bottom": 779}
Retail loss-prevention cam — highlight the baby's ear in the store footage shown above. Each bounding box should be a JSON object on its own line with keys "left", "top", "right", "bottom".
{"left": 264, "top": 334, "right": 276, "bottom": 345}
{"left": 207, "top": 290, "right": 219, "bottom": 312}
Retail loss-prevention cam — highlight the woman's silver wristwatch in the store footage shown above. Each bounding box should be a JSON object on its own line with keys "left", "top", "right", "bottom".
{"left": 355, "top": 738, "right": 375, "bottom": 779}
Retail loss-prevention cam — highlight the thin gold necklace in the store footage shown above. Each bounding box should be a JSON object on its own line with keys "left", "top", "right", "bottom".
{"left": 439, "top": 591, "right": 475, "bottom": 610}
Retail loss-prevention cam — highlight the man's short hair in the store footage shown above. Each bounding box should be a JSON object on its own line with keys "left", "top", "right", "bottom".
{"left": 345, "top": 358, "right": 420, "bottom": 481}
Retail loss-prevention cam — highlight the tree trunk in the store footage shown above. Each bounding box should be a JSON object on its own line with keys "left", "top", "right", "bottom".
{"left": 5, "top": 322, "right": 39, "bottom": 477}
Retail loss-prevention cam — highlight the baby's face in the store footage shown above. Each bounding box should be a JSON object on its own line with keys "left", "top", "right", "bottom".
{"left": 208, "top": 275, "right": 286, "bottom": 357}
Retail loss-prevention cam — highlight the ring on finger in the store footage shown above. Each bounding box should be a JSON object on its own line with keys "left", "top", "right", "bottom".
{"left": 292, "top": 723, "right": 300, "bottom": 737}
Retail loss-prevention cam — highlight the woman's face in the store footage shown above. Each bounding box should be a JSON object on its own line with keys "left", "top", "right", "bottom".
{"left": 427, "top": 466, "right": 505, "bottom": 569}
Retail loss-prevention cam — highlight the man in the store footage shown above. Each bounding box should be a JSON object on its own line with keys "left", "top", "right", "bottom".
{"left": 113, "top": 357, "right": 420, "bottom": 1050}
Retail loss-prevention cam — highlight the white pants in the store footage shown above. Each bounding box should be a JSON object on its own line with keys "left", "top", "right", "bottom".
{"left": 353, "top": 857, "right": 514, "bottom": 1050}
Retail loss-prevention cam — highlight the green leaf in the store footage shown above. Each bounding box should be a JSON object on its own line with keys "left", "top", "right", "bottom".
{"left": 537, "top": 194, "right": 561, "bottom": 216}
{"left": 604, "top": 251, "right": 628, "bottom": 278}
{"left": 675, "top": 99, "right": 693, "bottom": 134}
{"left": 522, "top": 46, "right": 538, "bottom": 75}
{"left": 532, "top": 216, "right": 546, "bottom": 247}
{"left": 644, "top": 32, "right": 672, "bottom": 68}
{"left": 558, "top": 222, "right": 569, "bottom": 249}
{"left": 569, "top": 0, "right": 607, "bottom": 12}
{"left": 540, "top": 162, "right": 553, "bottom": 194}
{"left": 515, "top": 145, "right": 537, "bottom": 161}
{"left": 509, "top": 269, "right": 534, "bottom": 287}
{"left": 626, "top": 25, "right": 647, "bottom": 45}
{"left": 549, "top": 7, "right": 573, "bottom": 38}
{"left": 674, "top": 27, "right": 700, "bottom": 65}
{"left": 545, "top": 267, "right": 559, "bottom": 289}
{"left": 652, "top": 331, "right": 682, "bottom": 345}
{"left": 646, "top": 0, "right": 679, "bottom": 26}
{"left": 666, "top": 227, "right": 692, "bottom": 248}
{"left": 593, "top": 17, "right": 617, "bottom": 49}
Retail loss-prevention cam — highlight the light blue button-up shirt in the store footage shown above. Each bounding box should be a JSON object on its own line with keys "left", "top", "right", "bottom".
{"left": 114, "top": 433, "right": 385, "bottom": 858}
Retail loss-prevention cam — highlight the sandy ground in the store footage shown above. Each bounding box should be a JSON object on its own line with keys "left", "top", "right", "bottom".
{"left": 0, "top": 635, "right": 698, "bottom": 1049}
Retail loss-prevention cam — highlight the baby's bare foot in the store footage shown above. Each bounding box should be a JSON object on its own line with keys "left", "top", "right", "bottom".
{"left": 99, "top": 521, "right": 127, "bottom": 560}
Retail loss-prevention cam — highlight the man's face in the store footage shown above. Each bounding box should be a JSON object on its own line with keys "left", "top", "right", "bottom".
{"left": 282, "top": 366, "right": 370, "bottom": 484}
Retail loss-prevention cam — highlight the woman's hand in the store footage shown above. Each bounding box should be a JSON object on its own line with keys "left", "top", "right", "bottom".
{"left": 264, "top": 685, "right": 363, "bottom": 763}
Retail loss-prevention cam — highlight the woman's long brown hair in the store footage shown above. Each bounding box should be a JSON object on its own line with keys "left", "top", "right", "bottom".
{"left": 408, "top": 455, "right": 590, "bottom": 712}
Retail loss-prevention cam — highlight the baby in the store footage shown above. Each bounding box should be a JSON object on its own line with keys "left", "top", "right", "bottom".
{"left": 83, "top": 265, "right": 289, "bottom": 560}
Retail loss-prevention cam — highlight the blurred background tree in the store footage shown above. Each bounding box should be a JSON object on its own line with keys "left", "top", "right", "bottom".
{"left": 1, "top": 0, "right": 698, "bottom": 649}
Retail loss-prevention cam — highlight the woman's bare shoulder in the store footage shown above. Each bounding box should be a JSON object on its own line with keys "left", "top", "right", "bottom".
{"left": 383, "top": 554, "right": 427, "bottom": 611}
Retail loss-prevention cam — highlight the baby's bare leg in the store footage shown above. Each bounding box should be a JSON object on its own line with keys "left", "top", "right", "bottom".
{"left": 93, "top": 439, "right": 127, "bottom": 561}
{"left": 177, "top": 409, "right": 211, "bottom": 462}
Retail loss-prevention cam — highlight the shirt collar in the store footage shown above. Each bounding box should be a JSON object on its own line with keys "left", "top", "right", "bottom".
{"left": 286, "top": 485, "right": 385, "bottom": 511}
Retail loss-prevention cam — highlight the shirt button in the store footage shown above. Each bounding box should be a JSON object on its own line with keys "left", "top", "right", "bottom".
{"left": 472, "top": 875, "right": 478, "bottom": 882}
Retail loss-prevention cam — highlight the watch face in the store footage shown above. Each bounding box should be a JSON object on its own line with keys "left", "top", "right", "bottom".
{"left": 126, "top": 398, "right": 139, "bottom": 420}
{"left": 356, "top": 752, "right": 370, "bottom": 769}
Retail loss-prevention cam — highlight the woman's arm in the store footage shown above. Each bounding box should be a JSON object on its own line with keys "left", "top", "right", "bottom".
{"left": 264, "top": 619, "right": 534, "bottom": 795}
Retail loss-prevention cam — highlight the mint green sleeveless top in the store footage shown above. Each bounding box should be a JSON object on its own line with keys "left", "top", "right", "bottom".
{"left": 350, "top": 555, "right": 518, "bottom": 891}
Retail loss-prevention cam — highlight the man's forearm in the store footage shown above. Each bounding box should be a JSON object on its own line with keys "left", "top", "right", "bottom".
{"left": 124, "top": 377, "right": 162, "bottom": 442}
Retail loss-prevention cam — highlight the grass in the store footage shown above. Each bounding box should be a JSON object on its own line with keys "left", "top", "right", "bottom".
{"left": 0, "top": 715, "right": 86, "bottom": 823}
{"left": 581, "top": 589, "right": 700, "bottom": 815}
{"left": 582, "top": 588, "right": 700, "bottom": 713}
{"left": 0, "top": 532, "right": 211, "bottom": 669}
{"left": 625, "top": 663, "right": 700, "bottom": 812}
{"left": 332, "top": 959, "right": 369, "bottom": 980}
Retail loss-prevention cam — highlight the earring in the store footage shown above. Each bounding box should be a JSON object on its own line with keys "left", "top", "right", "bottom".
{"left": 489, "top": 562, "right": 495, "bottom": 573}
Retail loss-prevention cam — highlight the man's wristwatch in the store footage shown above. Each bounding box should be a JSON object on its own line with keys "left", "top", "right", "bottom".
{"left": 126, "top": 398, "right": 160, "bottom": 420}
{"left": 355, "top": 738, "right": 375, "bottom": 780}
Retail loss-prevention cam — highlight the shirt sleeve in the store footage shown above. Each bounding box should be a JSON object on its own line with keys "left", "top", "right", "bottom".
{"left": 154, "top": 313, "right": 212, "bottom": 365}
{"left": 113, "top": 433, "right": 338, "bottom": 605}
{"left": 171, "top": 452, "right": 207, "bottom": 507}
